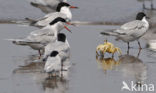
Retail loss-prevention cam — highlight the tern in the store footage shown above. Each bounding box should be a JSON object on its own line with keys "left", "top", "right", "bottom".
{"left": 44, "top": 51, "right": 61, "bottom": 74}
{"left": 7, "top": 17, "right": 71, "bottom": 59}
{"left": 43, "top": 33, "right": 70, "bottom": 62}
{"left": 30, "top": 0, "right": 67, "bottom": 13}
{"left": 101, "top": 12, "right": 149, "bottom": 49}
{"left": 27, "top": 2, "right": 78, "bottom": 27}
{"left": 30, "top": 1, "right": 78, "bottom": 14}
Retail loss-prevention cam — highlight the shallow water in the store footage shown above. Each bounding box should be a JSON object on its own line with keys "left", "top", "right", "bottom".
{"left": 0, "top": 0, "right": 156, "bottom": 93}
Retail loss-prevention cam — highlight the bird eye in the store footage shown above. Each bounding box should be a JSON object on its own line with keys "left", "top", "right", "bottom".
{"left": 66, "top": 18, "right": 70, "bottom": 22}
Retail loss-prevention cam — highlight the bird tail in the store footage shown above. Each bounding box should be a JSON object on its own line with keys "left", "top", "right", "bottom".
{"left": 100, "top": 32, "right": 118, "bottom": 36}
{"left": 25, "top": 17, "right": 37, "bottom": 26}
{"left": 5, "top": 39, "right": 41, "bottom": 45}
{"left": 30, "top": 2, "right": 40, "bottom": 7}
{"left": 100, "top": 29, "right": 119, "bottom": 36}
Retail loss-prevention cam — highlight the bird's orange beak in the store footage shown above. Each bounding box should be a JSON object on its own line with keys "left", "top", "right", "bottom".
{"left": 66, "top": 22, "right": 72, "bottom": 25}
{"left": 64, "top": 25, "right": 72, "bottom": 33}
{"left": 70, "top": 6, "right": 78, "bottom": 9}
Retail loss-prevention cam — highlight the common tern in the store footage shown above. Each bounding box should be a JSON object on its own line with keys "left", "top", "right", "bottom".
{"left": 44, "top": 51, "right": 61, "bottom": 73}
{"left": 30, "top": 1, "right": 78, "bottom": 14}
{"left": 27, "top": 2, "right": 78, "bottom": 27}
{"left": 7, "top": 17, "right": 71, "bottom": 59}
{"left": 43, "top": 33, "right": 70, "bottom": 62}
{"left": 44, "top": 50, "right": 70, "bottom": 75}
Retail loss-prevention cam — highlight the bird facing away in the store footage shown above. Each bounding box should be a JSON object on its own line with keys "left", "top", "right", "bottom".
{"left": 44, "top": 51, "right": 61, "bottom": 73}
{"left": 43, "top": 33, "right": 70, "bottom": 62}
{"left": 101, "top": 12, "right": 149, "bottom": 49}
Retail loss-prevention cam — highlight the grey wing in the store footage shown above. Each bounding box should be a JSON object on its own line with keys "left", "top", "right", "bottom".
{"left": 30, "top": 27, "right": 54, "bottom": 36}
{"left": 116, "top": 20, "right": 145, "bottom": 35}
{"left": 27, "top": 28, "right": 55, "bottom": 43}
{"left": 30, "top": 1, "right": 56, "bottom": 14}
{"left": 37, "top": 12, "right": 57, "bottom": 21}
{"left": 44, "top": 42, "right": 69, "bottom": 56}
{"left": 27, "top": 34, "right": 54, "bottom": 43}
{"left": 5, "top": 38, "right": 40, "bottom": 45}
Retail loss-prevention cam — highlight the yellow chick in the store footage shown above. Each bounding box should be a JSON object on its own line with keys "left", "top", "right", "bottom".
{"left": 96, "top": 40, "right": 122, "bottom": 57}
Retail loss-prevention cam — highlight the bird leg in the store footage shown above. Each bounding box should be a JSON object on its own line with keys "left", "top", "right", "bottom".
{"left": 127, "top": 42, "right": 130, "bottom": 49}
{"left": 143, "top": 1, "right": 145, "bottom": 9}
{"left": 151, "top": 0, "right": 154, "bottom": 10}
{"left": 61, "top": 62, "right": 63, "bottom": 77}
{"left": 137, "top": 49, "right": 142, "bottom": 58}
{"left": 137, "top": 40, "right": 142, "bottom": 50}
{"left": 38, "top": 50, "right": 41, "bottom": 59}
{"left": 127, "top": 42, "right": 130, "bottom": 55}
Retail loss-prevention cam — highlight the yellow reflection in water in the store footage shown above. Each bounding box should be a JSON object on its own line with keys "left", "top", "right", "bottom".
{"left": 96, "top": 56, "right": 120, "bottom": 72}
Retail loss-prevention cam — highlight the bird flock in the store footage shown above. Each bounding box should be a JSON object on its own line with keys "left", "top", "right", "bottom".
{"left": 7, "top": 0, "right": 78, "bottom": 76}
{"left": 6, "top": 0, "right": 150, "bottom": 77}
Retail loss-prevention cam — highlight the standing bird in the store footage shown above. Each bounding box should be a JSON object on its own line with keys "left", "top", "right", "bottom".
{"left": 30, "top": 0, "right": 78, "bottom": 14}
{"left": 44, "top": 51, "right": 61, "bottom": 75}
{"left": 27, "top": 2, "right": 78, "bottom": 27}
{"left": 43, "top": 33, "right": 70, "bottom": 75}
{"left": 101, "top": 12, "right": 149, "bottom": 49}
{"left": 30, "top": 0, "right": 67, "bottom": 13}
{"left": 43, "top": 33, "right": 70, "bottom": 62}
{"left": 6, "top": 17, "right": 71, "bottom": 59}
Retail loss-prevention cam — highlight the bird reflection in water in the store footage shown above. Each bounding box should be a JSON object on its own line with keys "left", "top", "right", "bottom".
{"left": 13, "top": 60, "right": 45, "bottom": 73}
{"left": 13, "top": 57, "right": 70, "bottom": 93}
{"left": 42, "top": 76, "right": 68, "bottom": 93}
{"left": 137, "top": 0, "right": 155, "bottom": 10}
{"left": 96, "top": 50, "right": 147, "bottom": 86}
{"left": 119, "top": 54, "right": 147, "bottom": 87}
